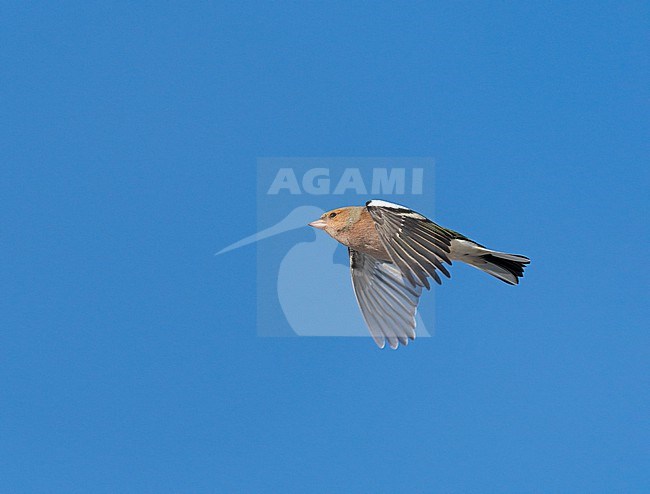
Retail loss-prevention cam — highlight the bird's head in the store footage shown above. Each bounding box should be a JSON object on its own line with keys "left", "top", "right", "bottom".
{"left": 308, "top": 207, "right": 359, "bottom": 238}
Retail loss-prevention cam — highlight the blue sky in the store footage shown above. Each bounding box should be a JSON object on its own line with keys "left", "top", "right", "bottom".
{"left": 2, "top": 2, "right": 649, "bottom": 492}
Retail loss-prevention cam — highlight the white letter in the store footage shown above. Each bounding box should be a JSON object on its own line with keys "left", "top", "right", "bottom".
{"left": 267, "top": 168, "right": 301, "bottom": 194}
{"left": 411, "top": 168, "right": 424, "bottom": 194}
{"left": 371, "top": 168, "right": 405, "bottom": 194}
{"left": 333, "top": 168, "right": 367, "bottom": 195}
{"left": 303, "top": 168, "right": 330, "bottom": 195}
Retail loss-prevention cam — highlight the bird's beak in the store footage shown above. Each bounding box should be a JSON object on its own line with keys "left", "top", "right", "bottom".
{"left": 308, "top": 218, "right": 327, "bottom": 230}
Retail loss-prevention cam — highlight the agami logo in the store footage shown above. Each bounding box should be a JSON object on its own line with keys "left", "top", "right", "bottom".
{"left": 267, "top": 167, "right": 424, "bottom": 195}
{"left": 218, "top": 157, "right": 436, "bottom": 340}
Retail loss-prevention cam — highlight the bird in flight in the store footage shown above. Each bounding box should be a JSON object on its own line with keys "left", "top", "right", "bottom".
{"left": 309, "top": 199, "right": 530, "bottom": 349}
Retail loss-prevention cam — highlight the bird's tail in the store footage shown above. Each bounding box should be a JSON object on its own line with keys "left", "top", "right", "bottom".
{"left": 452, "top": 239, "right": 530, "bottom": 285}
{"left": 476, "top": 251, "right": 530, "bottom": 285}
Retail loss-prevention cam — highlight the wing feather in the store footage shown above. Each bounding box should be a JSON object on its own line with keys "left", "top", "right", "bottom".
{"left": 385, "top": 236, "right": 432, "bottom": 288}
{"left": 349, "top": 249, "right": 422, "bottom": 349}
{"left": 391, "top": 234, "right": 442, "bottom": 285}
{"left": 366, "top": 200, "right": 454, "bottom": 288}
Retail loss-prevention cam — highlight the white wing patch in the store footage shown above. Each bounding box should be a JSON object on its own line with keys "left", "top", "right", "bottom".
{"left": 366, "top": 199, "right": 409, "bottom": 210}
{"left": 365, "top": 199, "right": 427, "bottom": 220}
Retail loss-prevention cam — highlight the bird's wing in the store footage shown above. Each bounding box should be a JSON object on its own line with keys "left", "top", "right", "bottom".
{"left": 365, "top": 199, "right": 453, "bottom": 289}
{"left": 349, "top": 248, "right": 422, "bottom": 349}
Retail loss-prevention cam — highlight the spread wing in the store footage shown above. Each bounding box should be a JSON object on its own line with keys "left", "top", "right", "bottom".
{"left": 365, "top": 199, "right": 454, "bottom": 289}
{"left": 349, "top": 248, "right": 422, "bottom": 349}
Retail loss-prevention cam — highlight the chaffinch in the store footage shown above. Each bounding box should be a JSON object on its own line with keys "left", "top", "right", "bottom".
{"left": 309, "top": 199, "right": 530, "bottom": 349}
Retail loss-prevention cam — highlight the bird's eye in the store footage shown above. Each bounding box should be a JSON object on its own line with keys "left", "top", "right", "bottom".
{"left": 329, "top": 212, "right": 337, "bottom": 218}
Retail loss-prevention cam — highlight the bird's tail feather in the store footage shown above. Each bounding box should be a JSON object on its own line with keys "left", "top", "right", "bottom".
{"left": 475, "top": 250, "right": 530, "bottom": 285}
{"left": 451, "top": 239, "right": 530, "bottom": 285}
